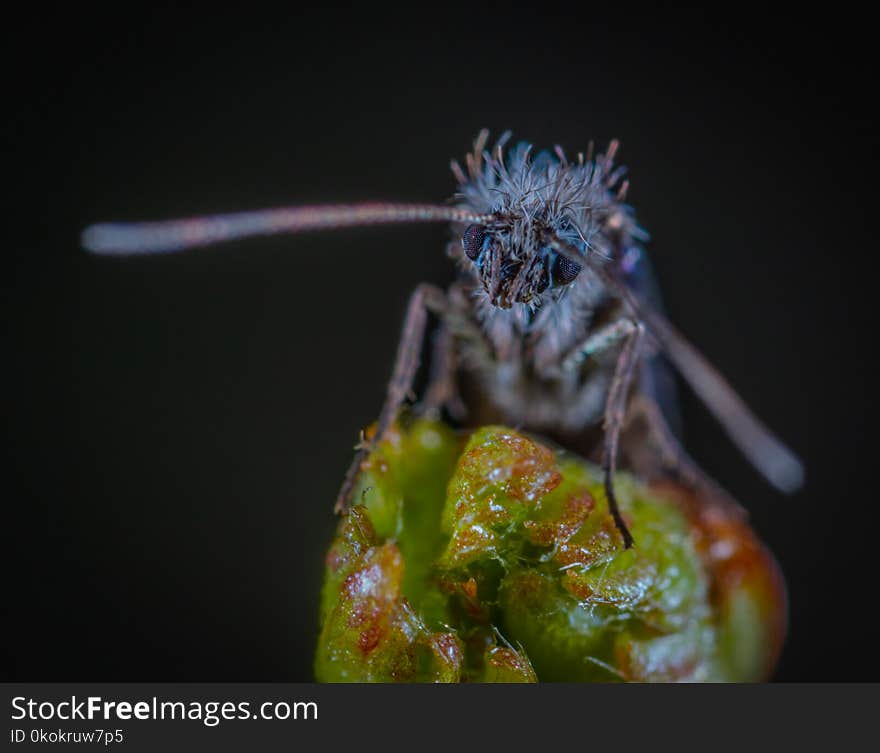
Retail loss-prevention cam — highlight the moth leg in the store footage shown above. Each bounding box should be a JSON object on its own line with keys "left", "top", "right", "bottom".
{"left": 622, "top": 394, "right": 747, "bottom": 520}
{"left": 334, "top": 283, "right": 448, "bottom": 513}
{"left": 563, "top": 318, "right": 640, "bottom": 372}
{"left": 420, "top": 320, "right": 466, "bottom": 421}
{"left": 601, "top": 320, "right": 645, "bottom": 549}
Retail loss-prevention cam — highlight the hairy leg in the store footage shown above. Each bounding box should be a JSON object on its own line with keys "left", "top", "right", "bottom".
{"left": 601, "top": 321, "right": 645, "bottom": 548}
{"left": 334, "top": 283, "right": 448, "bottom": 513}
{"left": 563, "top": 317, "right": 639, "bottom": 372}
{"left": 419, "top": 320, "right": 466, "bottom": 421}
{"left": 622, "top": 393, "right": 747, "bottom": 520}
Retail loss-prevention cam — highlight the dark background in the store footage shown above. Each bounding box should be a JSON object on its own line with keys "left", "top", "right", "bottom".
{"left": 4, "top": 7, "right": 875, "bottom": 681}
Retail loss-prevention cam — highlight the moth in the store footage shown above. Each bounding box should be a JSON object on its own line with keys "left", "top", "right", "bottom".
{"left": 82, "top": 130, "right": 803, "bottom": 547}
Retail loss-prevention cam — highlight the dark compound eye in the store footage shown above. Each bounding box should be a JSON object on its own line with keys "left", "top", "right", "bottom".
{"left": 551, "top": 254, "right": 582, "bottom": 285}
{"left": 462, "top": 224, "right": 487, "bottom": 261}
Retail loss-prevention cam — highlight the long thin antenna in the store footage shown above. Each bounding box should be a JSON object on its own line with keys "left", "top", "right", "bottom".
{"left": 82, "top": 203, "right": 494, "bottom": 256}
{"left": 545, "top": 232, "right": 805, "bottom": 494}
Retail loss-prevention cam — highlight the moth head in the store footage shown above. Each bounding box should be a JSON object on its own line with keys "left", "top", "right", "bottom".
{"left": 460, "top": 222, "right": 583, "bottom": 309}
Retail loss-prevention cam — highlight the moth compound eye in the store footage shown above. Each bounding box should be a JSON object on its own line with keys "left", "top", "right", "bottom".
{"left": 551, "top": 254, "right": 582, "bottom": 285}
{"left": 462, "top": 224, "right": 488, "bottom": 261}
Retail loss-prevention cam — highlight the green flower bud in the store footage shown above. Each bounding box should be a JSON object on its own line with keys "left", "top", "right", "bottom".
{"left": 315, "top": 420, "right": 786, "bottom": 682}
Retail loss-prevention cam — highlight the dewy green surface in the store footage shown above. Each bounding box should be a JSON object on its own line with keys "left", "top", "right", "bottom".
{"left": 315, "top": 420, "right": 784, "bottom": 682}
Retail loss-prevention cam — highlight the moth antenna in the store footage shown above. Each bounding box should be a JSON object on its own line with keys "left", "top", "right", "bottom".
{"left": 82, "top": 203, "right": 494, "bottom": 256}
{"left": 638, "top": 307, "right": 805, "bottom": 494}
{"left": 544, "top": 232, "right": 805, "bottom": 495}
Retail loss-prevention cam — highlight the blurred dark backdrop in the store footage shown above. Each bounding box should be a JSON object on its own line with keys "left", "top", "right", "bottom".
{"left": 4, "top": 7, "right": 876, "bottom": 681}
